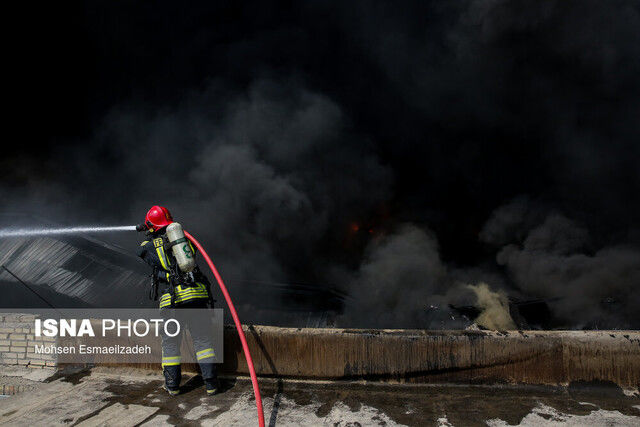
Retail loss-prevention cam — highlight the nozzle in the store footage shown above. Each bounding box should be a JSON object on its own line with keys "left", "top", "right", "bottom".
{"left": 136, "top": 223, "right": 148, "bottom": 232}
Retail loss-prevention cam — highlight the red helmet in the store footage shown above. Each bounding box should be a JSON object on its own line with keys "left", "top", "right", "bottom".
{"left": 144, "top": 206, "right": 173, "bottom": 232}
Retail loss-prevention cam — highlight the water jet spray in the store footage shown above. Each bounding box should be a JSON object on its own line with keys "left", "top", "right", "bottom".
{"left": 0, "top": 225, "right": 137, "bottom": 238}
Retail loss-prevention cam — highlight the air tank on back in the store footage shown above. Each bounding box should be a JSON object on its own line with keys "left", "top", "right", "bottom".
{"left": 166, "top": 222, "right": 195, "bottom": 273}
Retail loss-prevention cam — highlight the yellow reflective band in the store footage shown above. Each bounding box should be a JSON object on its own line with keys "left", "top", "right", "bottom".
{"left": 159, "top": 282, "right": 209, "bottom": 307}
{"left": 160, "top": 286, "right": 207, "bottom": 299}
{"left": 196, "top": 348, "right": 214, "bottom": 356}
{"left": 175, "top": 283, "right": 206, "bottom": 292}
{"left": 197, "top": 352, "right": 215, "bottom": 361}
{"left": 175, "top": 287, "right": 208, "bottom": 296}
{"left": 175, "top": 286, "right": 206, "bottom": 296}
{"left": 140, "top": 240, "right": 149, "bottom": 246}
{"left": 174, "top": 289, "right": 208, "bottom": 298}
{"left": 161, "top": 355, "right": 181, "bottom": 367}
{"left": 156, "top": 248, "right": 168, "bottom": 269}
{"left": 159, "top": 291, "right": 208, "bottom": 307}
{"left": 174, "top": 294, "right": 208, "bottom": 303}
{"left": 154, "top": 238, "right": 170, "bottom": 269}
{"left": 175, "top": 294, "right": 208, "bottom": 302}
{"left": 162, "top": 356, "right": 181, "bottom": 361}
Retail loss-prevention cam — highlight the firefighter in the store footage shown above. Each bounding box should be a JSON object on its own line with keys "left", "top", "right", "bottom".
{"left": 137, "top": 205, "right": 220, "bottom": 396}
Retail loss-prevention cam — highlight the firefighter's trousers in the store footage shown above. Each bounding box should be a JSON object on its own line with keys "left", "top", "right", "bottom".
{"left": 160, "top": 306, "right": 217, "bottom": 388}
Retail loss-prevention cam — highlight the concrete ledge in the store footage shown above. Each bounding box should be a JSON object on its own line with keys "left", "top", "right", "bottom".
{"left": 90, "top": 326, "right": 640, "bottom": 387}
{"left": 223, "top": 327, "right": 640, "bottom": 387}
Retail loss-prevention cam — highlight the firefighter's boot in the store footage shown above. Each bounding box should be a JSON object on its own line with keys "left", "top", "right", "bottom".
{"left": 162, "top": 365, "right": 181, "bottom": 396}
{"left": 204, "top": 377, "right": 220, "bottom": 396}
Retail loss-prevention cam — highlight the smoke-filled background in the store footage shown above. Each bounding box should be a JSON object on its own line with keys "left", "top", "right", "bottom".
{"left": 3, "top": 0, "right": 640, "bottom": 329}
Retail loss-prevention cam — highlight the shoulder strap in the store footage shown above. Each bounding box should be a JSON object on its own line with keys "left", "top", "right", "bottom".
{"left": 153, "top": 237, "right": 172, "bottom": 270}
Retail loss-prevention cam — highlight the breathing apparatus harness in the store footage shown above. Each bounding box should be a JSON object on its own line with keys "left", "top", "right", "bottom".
{"left": 140, "top": 222, "right": 214, "bottom": 308}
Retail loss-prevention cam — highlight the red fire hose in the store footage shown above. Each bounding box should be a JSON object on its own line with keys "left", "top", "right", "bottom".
{"left": 184, "top": 231, "right": 265, "bottom": 427}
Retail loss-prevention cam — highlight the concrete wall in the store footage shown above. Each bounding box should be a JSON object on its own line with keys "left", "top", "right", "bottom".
{"left": 0, "top": 314, "right": 57, "bottom": 369}
{"left": 223, "top": 326, "right": 640, "bottom": 387}
{"left": 101, "top": 326, "right": 640, "bottom": 388}
{"left": 6, "top": 317, "right": 637, "bottom": 388}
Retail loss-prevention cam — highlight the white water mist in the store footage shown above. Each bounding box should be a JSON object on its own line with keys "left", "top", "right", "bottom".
{"left": 0, "top": 225, "right": 137, "bottom": 238}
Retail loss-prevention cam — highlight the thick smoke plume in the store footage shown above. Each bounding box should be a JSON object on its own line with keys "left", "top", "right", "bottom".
{"left": 468, "top": 283, "right": 516, "bottom": 330}
{"left": 482, "top": 199, "right": 640, "bottom": 329}
{"left": 2, "top": 1, "right": 640, "bottom": 328}
{"left": 337, "top": 225, "right": 449, "bottom": 328}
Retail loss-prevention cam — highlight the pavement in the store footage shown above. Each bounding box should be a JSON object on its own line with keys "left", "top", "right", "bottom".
{"left": 0, "top": 367, "right": 639, "bottom": 426}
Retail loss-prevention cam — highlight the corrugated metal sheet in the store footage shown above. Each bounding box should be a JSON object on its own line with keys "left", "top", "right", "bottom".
{"left": 0, "top": 236, "right": 149, "bottom": 307}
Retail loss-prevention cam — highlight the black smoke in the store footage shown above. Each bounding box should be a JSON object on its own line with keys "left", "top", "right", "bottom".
{"left": 3, "top": 0, "right": 640, "bottom": 328}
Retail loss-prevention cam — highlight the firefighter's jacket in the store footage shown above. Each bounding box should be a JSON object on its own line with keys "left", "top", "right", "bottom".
{"left": 138, "top": 234, "right": 210, "bottom": 308}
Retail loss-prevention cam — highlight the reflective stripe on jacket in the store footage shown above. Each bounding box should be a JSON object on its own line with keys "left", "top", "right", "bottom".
{"left": 138, "top": 234, "right": 207, "bottom": 307}
{"left": 159, "top": 282, "right": 209, "bottom": 308}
